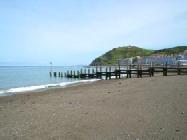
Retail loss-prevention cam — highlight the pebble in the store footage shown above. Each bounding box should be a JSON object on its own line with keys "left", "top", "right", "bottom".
{"left": 160, "top": 127, "right": 164, "bottom": 131}
{"left": 181, "top": 112, "right": 184, "bottom": 114}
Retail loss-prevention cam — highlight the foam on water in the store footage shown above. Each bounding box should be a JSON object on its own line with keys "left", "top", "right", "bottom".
{"left": 0, "top": 79, "right": 100, "bottom": 96}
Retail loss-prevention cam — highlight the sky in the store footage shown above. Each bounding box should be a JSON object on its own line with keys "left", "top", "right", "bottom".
{"left": 0, "top": 0, "right": 187, "bottom": 66}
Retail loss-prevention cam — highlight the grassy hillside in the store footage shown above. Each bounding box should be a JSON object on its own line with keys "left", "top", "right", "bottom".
{"left": 90, "top": 46, "right": 187, "bottom": 65}
{"left": 90, "top": 46, "right": 153, "bottom": 65}
{"left": 154, "top": 46, "right": 187, "bottom": 55}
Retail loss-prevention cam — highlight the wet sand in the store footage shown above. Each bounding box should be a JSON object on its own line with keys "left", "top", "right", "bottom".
{"left": 0, "top": 75, "right": 187, "bottom": 140}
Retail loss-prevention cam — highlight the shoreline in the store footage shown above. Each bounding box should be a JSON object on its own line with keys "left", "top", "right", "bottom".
{"left": 0, "top": 79, "right": 100, "bottom": 97}
{"left": 0, "top": 75, "right": 187, "bottom": 139}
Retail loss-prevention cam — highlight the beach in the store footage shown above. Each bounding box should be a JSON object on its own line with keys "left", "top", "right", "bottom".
{"left": 0, "top": 75, "right": 187, "bottom": 140}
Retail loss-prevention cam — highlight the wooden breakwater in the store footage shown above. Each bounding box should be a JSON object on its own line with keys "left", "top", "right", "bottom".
{"left": 50, "top": 63, "right": 187, "bottom": 80}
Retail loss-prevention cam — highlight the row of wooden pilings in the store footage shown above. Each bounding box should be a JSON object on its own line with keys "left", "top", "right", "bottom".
{"left": 49, "top": 62, "right": 187, "bottom": 79}
{"left": 49, "top": 64, "right": 158, "bottom": 80}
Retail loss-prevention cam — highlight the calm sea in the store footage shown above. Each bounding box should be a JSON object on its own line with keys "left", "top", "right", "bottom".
{"left": 0, "top": 66, "right": 99, "bottom": 96}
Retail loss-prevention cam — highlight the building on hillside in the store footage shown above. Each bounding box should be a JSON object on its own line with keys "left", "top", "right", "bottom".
{"left": 176, "top": 50, "right": 187, "bottom": 65}
{"left": 137, "top": 56, "right": 176, "bottom": 65}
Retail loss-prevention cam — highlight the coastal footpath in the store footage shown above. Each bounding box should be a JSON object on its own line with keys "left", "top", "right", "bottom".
{"left": 0, "top": 75, "right": 187, "bottom": 140}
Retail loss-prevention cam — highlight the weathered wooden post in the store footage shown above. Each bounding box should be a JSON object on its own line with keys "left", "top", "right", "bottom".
{"left": 140, "top": 64, "right": 142, "bottom": 78}
{"left": 77, "top": 70, "right": 80, "bottom": 78}
{"left": 163, "top": 62, "right": 168, "bottom": 76}
{"left": 115, "top": 66, "right": 118, "bottom": 79}
{"left": 165, "top": 62, "right": 168, "bottom": 76}
{"left": 177, "top": 61, "right": 181, "bottom": 75}
{"left": 54, "top": 72, "right": 57, "bottom": 77}
{"left": 85, "top": 69, "right": 87, "bottom": 74}
{"left": 58, "top": 72, "right": 61, "bottom": 77}
{"left": 109, "top": 66, "right": 111, "bottom": 79}
{"left": 88, "top": 68, "right": 90, "bottom": 78}
{"left": 80, "top": 69, "right": 83, "bottom": 78}
{"left": 84, "top": 69, "right": 86, "bottom": 78}
{"left": 73, "top": 71, "right": 76, "bottom": 78}
{"left": 96, "top": 66, "right": 98, "bottom": 72}
{"left": 70, "top": 70, "right": 73, "bottom": 78}
{"left": 100, "top": 66, "right": 102, "bottom": 79}
{"left": 149, "top": 63, "right": 152, "bottom": 77}
{"left": 61, "top": 72, "right": 63, "bottom": 77}
{"left": 129, "top": 64, "right": 132, "bottom": 78}
{"left": 105, "top": 67, "right": 108, "bottom": 80}
{"left": 163, "top": 63, "right": 165, "bottom": 76}
{"left": 137, "top": 64, "right": 140, "bottom": 78}
{"left": 152, "top": 62, "right": 155, "bottom": 76}
{"left": 67, "top": 70, "right": 69, "bottom": 77}
{"left": 50, "top": 61, "right": 53, "bottom": 77}
{"left": 118, "top": 64, "right": 121, "bottom": 79}
{"left": 92, "top": 68, "right": 94, "bottom": 78}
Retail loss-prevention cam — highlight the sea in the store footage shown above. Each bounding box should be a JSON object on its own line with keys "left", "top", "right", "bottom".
{"left": 0, "top": 66, "right": 99, "bottom": 96}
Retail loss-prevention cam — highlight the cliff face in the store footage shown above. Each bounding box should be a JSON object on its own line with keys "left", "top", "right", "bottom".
{"left": 90, "top": 46, "right": 187, "bottom": 66}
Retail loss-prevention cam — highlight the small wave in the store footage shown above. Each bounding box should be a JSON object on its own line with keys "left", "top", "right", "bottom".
{"left": 0, "top": 79, "right": 100, "bottom": 96}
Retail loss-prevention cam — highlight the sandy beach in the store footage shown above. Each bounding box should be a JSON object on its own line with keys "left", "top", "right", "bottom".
{"left": 0, "top": 75, "right": 187, "bottom": 140}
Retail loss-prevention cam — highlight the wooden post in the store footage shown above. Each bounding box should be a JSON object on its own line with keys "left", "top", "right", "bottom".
{"left": 165, "top": 62, "right": 168, "bottom": 76}
{"left": 61, "top": 72, "right": 63, "bottom": 77}
{"left": 118, "top": 64, "right": 121, "bottom": 79}
{"left": 73, "top": 71, "right": 75, "bottom": 78}
{"left": 92, "top": 68, "right": 95, "bottom": 74}
{"left": 105, "top": 67, "right": 108, "bottom": 80}
{"left": 100, "top": 66, "right": 102, "bottom": 79}
{"left": 100, "top": 66, "right": 102, "bottom": 72}
{"left": 129, "top": 64, "right": 131, "bottom": 78}
{"left": 67, "top": 71, "right": 69, "bottom": 77}
{"left": 149, "top": 63, "right": 152, "bottom": 77}
{"left": 163, "top": 62, "right": 168, "bottom": 76}
{"left": 126, "top": 62, "right": 128, "bottom": 78}
{"left": 87, "top": 68, "right": 90, "bottom": 78}
{"left": 177, "top": 61, "right": 181, "bottom": 75}
{"left": 50, "top": 72, "right": 52, "bottom": 77}
{"left": 70, "top": 70, "right": 73, "bottom": 77}
{"left": 54, "top": 72, "right": 57, "bottom": 77}
{"left": 140, "top": 64, "right": 142, "bottom": 78}
{"left": 151, "top": 62, "right": 154, "bottom": 76}
{"left": 115, "top": 66, "right": 118, "bottom": 79}
{"left": 109, "top": 66, "right": 111, "bottom": 79}
{"left": 77, "top": 71, "right": 80, "bottom": 78}
{"left": 137, "top": 64, "right": 140, "bottom": 78}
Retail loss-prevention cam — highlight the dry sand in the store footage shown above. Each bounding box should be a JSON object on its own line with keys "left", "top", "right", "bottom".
{"left": 0, "top": 75, "right": 187, "bottom": 140}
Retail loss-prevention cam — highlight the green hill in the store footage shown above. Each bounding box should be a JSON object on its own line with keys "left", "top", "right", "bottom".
{"left": 90, "top": 46, "right": 187, "bottom": 66}
{"left": 154, "top": 46, "right": 187, "bottom": 55}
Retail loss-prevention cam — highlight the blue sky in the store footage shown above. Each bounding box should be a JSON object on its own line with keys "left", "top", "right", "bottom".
{"left": 0, "top": 0, "right": 187, "bottom": 66}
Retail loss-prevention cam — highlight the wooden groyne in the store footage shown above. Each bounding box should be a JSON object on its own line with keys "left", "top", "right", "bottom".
{"left": 50, "top": 63, "right": 187, "bottom": 79}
